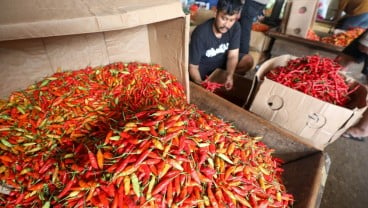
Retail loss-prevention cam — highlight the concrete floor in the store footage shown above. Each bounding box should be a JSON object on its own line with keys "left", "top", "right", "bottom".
{"left": 321, "top": 64, "right": 368, "bottom": 208}
{"left": 321, "top": 136, "right": 368, "bottom": 208}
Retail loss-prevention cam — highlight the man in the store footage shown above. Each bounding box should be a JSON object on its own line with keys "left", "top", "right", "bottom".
{"left": 239, "top": 0, "right": 269, "bottom": 54}
{"left": 336, "top": 29, "right": 368, "bottom": 141}
{"left": 189, "top": 0, "right": 253, "bottom": 90}
{"left": 333, "top": 0, "right": 368, "bottom": 30}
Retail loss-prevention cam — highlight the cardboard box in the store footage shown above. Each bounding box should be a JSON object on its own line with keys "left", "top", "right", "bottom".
{"left": 248, "top": 55, "right": 368, "bottom": 150}
{"left": 207, "top": 68, "right": 253, "bottom": 107}
{"left": 250, "top": 30, "right": 272, "bottom": 52}
{"left": 190, "top": 83, "right": 329, "bottom": 208}
{"left": 0, "top": 0, "right": 190, "bottom": 99}
{"left": 285, "top": 0, "right": 319, "bottom": 38}
{"left": 190, "top": 9, "right": 215, "bottom": 26}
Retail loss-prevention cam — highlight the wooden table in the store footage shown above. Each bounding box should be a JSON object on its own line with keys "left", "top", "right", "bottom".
{"left": 264, "top": 29, "right": 344, "bottom": 58}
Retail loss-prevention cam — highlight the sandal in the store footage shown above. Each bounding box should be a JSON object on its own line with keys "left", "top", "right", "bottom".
{"left": 342, "top": 132, "right": 366, "bottom": 142}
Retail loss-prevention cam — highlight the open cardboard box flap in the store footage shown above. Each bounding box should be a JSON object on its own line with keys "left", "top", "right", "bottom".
{"left": 247, "top": 55, "right": 368, "bottom": 150}
{"left": 0, "top": 0, "right": 185, "bottom": 41}
{"left": 0, "top": 0, "right": 190, "bottom": 99}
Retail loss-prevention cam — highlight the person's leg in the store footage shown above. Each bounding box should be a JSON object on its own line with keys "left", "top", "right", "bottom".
{"left": 337, "top": 13, "right": 368, "bottom": 30}
{"left": 362, "top": 57, "right": 368, "bottom": 82}
{"left": 344, "top": 58, "right": 368, "bottom": 141}
{"left": 355, "top": 13, "right": 368, "bottom": 29}
{"left": 235, "top": 53, "right": 254, "bottom": 75}
{"left": 344, "top": 108, "right": 368, "bottom": 141}
{"left": 239, "top": 1, "right": 266, "bottom": 54}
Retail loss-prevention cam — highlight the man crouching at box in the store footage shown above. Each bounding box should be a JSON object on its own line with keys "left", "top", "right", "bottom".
{"left": 189, "top": 0, "right": 253, "bottom": 90}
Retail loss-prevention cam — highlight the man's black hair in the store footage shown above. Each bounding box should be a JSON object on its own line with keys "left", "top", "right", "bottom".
{"left": 217, "top": 0, "right": 243, "bottom": 15}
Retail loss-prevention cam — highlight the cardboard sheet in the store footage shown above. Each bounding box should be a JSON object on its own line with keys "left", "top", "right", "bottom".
{"left": 285, "top": 0, "right": 318, "bottom": 38}
{"left": 250, "top": 30, "right": 272, "bottom": 52}
{"left": 0, "top": 0, "right": 189, "bottom": 99}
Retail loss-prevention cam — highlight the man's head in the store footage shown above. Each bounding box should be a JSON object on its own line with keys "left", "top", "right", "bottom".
{"left": 214, "top": 0, "right": 243, "bottom": 34}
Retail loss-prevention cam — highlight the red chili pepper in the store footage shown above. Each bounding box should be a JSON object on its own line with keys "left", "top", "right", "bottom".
{"left": 207, "top": 184, "right": 219, "bottom": 208}
{"left": 38, "top": 159, "right": 54, "bottom": 174}
{"left": 134, "top": 149, "right": 152, "bottom": 168}
{"left": 112, "top": 155, "right": 136, "bottom": 174}
{"left": 96, "top": 149, "right": 104, "bottom": 170}
{"left": 201, "top": 76, "right": 224, "bottom": 92}
{"left": 14, "top": 192, "right": 25, "bottom": 204}
{"left": 57, "top": 178, "right": 76, "bottom": 199}
{"left": 152, "top": 177, "right": 174, "bottom": 196}
{"left": 28, "top": 182, "right": 45, "bottom": 191}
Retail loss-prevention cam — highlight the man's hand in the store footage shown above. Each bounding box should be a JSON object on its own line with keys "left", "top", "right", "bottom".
{"left": 193, "top": 78, "right": 203, "bottom": 85}
{"left": 224, "top": 74, "right": 233, "bottom": 90}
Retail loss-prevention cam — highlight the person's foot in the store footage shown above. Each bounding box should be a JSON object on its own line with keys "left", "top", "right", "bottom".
{"left": 342, "top": 132, "right": 366, "bottom": 142}
{"left": 342, "top": 127, "right": 368, "bottom": 142}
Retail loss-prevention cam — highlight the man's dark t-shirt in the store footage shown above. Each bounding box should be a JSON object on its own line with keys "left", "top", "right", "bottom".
{"left": 189, "top": 18, "right": 241, "bottom": 80}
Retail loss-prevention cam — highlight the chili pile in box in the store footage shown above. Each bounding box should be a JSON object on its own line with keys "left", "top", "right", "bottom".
{"left": 249, "top": 55, "right": 368, "bottom": 150}
{"left": 0, "top": 63, "right": 294, "bottom": 207}
{"left": 265, "top": 55, "right": 356, "bottom": 106}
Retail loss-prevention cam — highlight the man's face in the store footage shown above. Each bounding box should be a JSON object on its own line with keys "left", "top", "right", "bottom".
{"left": 214, "top": 10, "right": 239, "bottom": 34}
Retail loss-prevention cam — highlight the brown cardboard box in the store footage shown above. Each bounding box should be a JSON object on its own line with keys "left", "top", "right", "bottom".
{"left": 0, "top": 0, "right": 190, "bottom": 99}
{"left": 0, "top": 0, "right": 189, "bottom": 195}
{"left": 285, "top": 0, "right": 319, "bottom": 38}
{"left": 190, "top": 9, "right": 216, "bottom": 26}
{"left": 250, "top": 30, "right": 272, "bottom": 52}
{"left": 190, "top": 83, "right": 329, "bottom": 208}
{"left": 207, "top": 68, "right": 254, "bottom": 107}
{"left": 248, "top": 55, "right": 368, "bottom": 150}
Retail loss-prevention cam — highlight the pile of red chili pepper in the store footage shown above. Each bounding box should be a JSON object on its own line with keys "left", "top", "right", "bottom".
{"left": 251, "top": 22, "right": 270, "bottom": 32}
{"left": 201, "top": 77, "right": 224, "bottom": 92}
{"left": 266, "top": 55, "right": 355, "bottom": 106}
{"left": 0, "top": 62, "right": 294, "bottom": 207}
{"left": 306, "top": 29, "right": 320, "bottom": 41}
{"left": 321, "top": 27, "right": 365, "bottom": 47}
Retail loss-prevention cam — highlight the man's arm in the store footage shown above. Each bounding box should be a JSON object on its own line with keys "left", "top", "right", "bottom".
{"left": 224, "top": 48, "right": 239, "bottom": 90}
{"left": 189, "top": 64, "right": 203, "bottom": 84}
{"left": 333, "top": 0, "right": 348, "bottom": 23}
{"left": 226, "top": 49, "right": 239, "bottom": 76}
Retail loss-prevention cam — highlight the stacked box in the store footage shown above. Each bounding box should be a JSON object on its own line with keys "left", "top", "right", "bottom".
{"left": 285, "top": 0, "right": 319, "bottom": 38}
